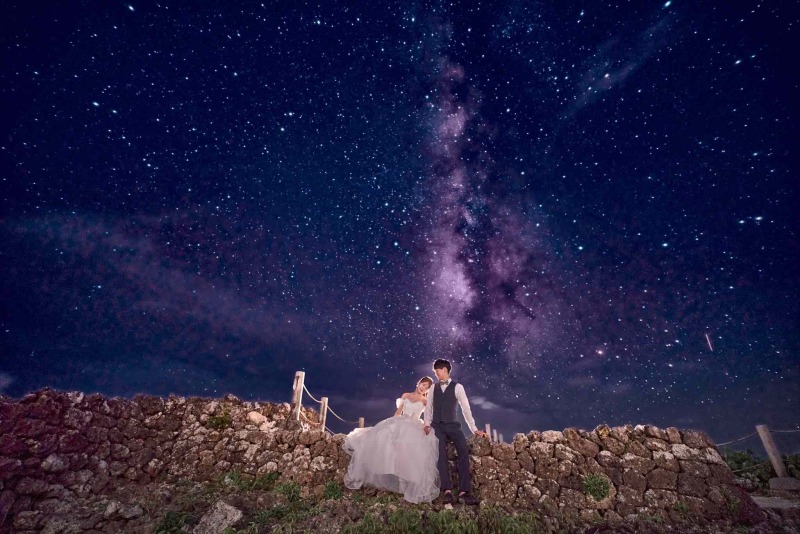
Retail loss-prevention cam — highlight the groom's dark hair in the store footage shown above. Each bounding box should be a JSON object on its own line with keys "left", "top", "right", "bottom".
{"left": 433, "top": 359, "right": 452, "bottom": 373}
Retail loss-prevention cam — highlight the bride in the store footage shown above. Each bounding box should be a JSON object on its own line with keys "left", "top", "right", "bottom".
{"left": 342, "top": 377, "right": 440, "bottom": 503}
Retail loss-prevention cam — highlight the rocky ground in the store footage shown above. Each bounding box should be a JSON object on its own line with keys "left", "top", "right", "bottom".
{"left": 6, "top": 472, "right": 798, "bottom": 534}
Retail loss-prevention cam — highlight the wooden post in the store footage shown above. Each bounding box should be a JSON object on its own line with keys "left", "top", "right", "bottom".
{"left": 358, "top": 417, "right": 365, "bottom": 429}
{"left": 291, "top": 371, "right": 305, "bottom": 421}
{"left": 756, "top": 424, "right": 789, "bottom": 478}
{"left": 485, "top": 423, "right": 491, "bottom": 439}
{"left": 499, "top": 433, "right": 504, "bottom": 444}
{"left": 492, "top": 429, "right": 498, "bottom": 444}
{"left": 319, "top": 397, "right": 329, "bottom": 431}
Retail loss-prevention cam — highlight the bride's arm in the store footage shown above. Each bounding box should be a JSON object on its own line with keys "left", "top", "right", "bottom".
{"left": 394, "top": 393, "right": 407, "bottom": 416}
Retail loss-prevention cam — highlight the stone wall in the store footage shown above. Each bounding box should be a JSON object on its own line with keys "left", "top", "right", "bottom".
{"left": 0, "top": 389, "right": 759, "bottom": 531}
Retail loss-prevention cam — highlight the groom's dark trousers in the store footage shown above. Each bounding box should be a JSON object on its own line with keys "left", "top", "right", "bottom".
{"left": 432, "top": 422, "right": 471, "bottom": 492}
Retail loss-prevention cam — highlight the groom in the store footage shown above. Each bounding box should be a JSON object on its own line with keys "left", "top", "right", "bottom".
{"left": 424, "top": 358, "right": 487, "bottom": 505}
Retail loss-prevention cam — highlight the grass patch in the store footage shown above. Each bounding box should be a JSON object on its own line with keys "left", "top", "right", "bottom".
{"left": 720, "top": 486, "right": 741, "bottom": 516}
{"left": 339, "top": 506, "right": 543, "bottom": 534}
{"left": 582, "top": 473, "right": 610, "bottom": 501}
{"left": 478, "top": 506, "right": 543, "bottom": 533}
{"left": 640, "top": 513, "right": 665, "bottom": 525}
{"left": 324, "top": 480, "right": 344, "bottom": 500}
{"left": 275, "top": 481, "right": 302, "bottom": 502}
{"left": 153, "top": 511, "right": 187, "bottom": 534}
{"left": 720, "top": 449, "right": 800, "bottom": 489}
{"left": 242, "top": 500, "right": 319, "bottom": 532}
{"left": 207, "top": 408, "right": 232, "bottom": 430}
{"left": 223, "top": 470, "right": 279, "bottom": 492}
{"left": 341, "top": 513, "right": 384, "bottom": 534}
{"left": 426, "top": 509, "right": 478, "bottom": 533}
{"left": 253, "top": 504, "right": 290, "bottom": 523}
{"left": 387, "top": 508, "right": 423, "bottom": 533}
{"left": 673, "top": 499, "right": 690, "bottom": 518}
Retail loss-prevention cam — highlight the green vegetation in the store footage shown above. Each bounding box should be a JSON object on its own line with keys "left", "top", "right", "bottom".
{"left": 673, "top": 499, "right": 690, "bottom": 518}
{"left": 224, "top": 486, "right": 320, "bottom": 533}
{"left": 721, "top": 448, "right": 800, "bottom": 489}
{"left": 720, "top": 486, "right": 740, "bottom": 516}
{"left": 639, "top": 513, "right": 665, "bottom": 525}
{"left": 785, "top": 454, "right": 800, "bottom": 478}
{"left": 341, "top": 513, "right": 384, "bottom": 534}
{"left": 581, "top": 473, "right": 610, "bottom": 501}
{"left": 721, "top": 448, "right": 774, "bottom": 488}
{"left": 223, "top": 470, "right": 279, "bottom": 492}
{"left": 353, "top": 492, "right": 400, "bottom": 506}
{"left": 207, "top": 408, "right": 232, "bottom": 430}
{"left": 339, "top": 506, "right": 543, "bottom": 534}
{"left": 478, "top": 506, "right": 543, "bottom": 533}
{"left": 253, "top": 505, "right": 290, "bottom": 523}
{"left": 425, "top": 509, "right": 477, "bottom": 534}
{"left": 324, "top": 480, "right": 344, "bottom": 500}
{"left": 386, "top": 508, "right": 424, "bottom": 534}
{"left": 153, "top": 511, "right": 187, "bottom": 534}
{"left": 274, "top": 481, "right": 302, "bottom": 502}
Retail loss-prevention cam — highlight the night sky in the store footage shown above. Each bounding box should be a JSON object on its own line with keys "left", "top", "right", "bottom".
{"left": 1, "top": 2, "right": 798, "bottom": 448}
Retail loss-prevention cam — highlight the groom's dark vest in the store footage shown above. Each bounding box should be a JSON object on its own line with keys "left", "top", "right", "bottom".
{"left": 432, "top": 381, "right": 458, "bottom": 424}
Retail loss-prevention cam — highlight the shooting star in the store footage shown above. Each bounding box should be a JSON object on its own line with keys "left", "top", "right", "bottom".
{"left": 705, "top": 333, "right": 713, "bottom": 351}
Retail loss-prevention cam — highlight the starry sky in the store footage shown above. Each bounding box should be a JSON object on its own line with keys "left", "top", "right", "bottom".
{"left": 1, "top": 2, "right": 798, "bottom": 449}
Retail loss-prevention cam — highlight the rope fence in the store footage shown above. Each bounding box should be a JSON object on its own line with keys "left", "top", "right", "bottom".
{"left": 717, "top": 428, "right": 800, "bottom": 447}
{"left": 715, "top": 424, "right": 799, "bottom": 481}
{"left": 730, "top": 460, "right": 772, "bottom": 475}
{"left": 291, "top": 371, "right": 364, "bottom": 434}
{"left": 326, "top": 405, "right": 361, "bottom": 425}
{"left": 717, "top": 431, "right": 759, "bottom": 447}
{"left": 301, "top": 384, "right": 322, "bottom": 404}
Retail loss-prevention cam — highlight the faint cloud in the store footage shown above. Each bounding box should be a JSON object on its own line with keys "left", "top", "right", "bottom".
{"left": 566, "top": 375, "right": 600, "bottom": 387}
{"left": 0, "top": 373, "right": 14, "bottom": 394}
{"left": 472, "top": 396, "right": 499, "bottom": 410}
{"left": 565, "top": 15, "right": 675, "bottom": 119}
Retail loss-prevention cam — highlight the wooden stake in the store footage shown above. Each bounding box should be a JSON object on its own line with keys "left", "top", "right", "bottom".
{"left": 485, "top": 423, "right": 491, "bottom": 439}
{"left": 756, "top": 424, "right": 788, "bottom": 478}
{"left": 499, "top": 433, "right": 504, "bottom": 444}
{"left": 358, "top": 417, "right": 365, "bottom": 428}
{"left": 492, "top": 429, "right": 498, "bottom": 444}
{"left": 291, "top": 371, "right": 305, "bottom": 421}
{"left": 320, "top": 397, "right": 328, "bottom": 431}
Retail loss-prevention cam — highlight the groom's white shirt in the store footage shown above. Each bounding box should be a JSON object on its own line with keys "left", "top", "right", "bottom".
{"left": 424, "top": 382, "right": 478, "bottom": 434}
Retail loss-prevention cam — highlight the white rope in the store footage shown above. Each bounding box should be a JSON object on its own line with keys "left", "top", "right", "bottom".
{"left": 302, "top": 383, "right": 323, "bottom": 404}
{"left": 326, "top": 404, "right": 361, "bottom": 425}
{"left": 302, "top": 383, "right": 359, "bottom": 425}
{"left": 717, "top": 431, "right": 758, "bottom": 447}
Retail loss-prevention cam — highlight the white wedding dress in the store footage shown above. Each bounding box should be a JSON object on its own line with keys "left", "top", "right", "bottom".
{"left": 343, "top": 398, "right": 440, "bottom": 503}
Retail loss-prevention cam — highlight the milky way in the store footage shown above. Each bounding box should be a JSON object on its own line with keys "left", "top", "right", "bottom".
{"left": 420, "top": 55, "right": 561, "bottom": 375}
{"left": 1, "top": 2, "right": 797, "bottom": 448}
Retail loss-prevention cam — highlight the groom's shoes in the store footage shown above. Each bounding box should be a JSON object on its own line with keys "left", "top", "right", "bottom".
{"left": 459, "top": 492, "right": 479, "bottom": 506}
{"left": 442, "top": 492, "right": 455, "bottom": 505}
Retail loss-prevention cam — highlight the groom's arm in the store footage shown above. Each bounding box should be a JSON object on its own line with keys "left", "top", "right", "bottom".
{"left": 454, "top": 384, "right": 479, "bottom": 434}
{"left": 423, "top": 392, "right": 433, "bottom": 427}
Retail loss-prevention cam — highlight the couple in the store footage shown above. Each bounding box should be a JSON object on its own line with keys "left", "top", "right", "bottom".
{"left": 342, "top": 359, "right": 487, "bottom": 504}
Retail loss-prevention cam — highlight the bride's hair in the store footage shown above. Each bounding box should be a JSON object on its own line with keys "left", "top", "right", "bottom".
{"left": 417, "top": 376, "right": 434, "bottom": 396}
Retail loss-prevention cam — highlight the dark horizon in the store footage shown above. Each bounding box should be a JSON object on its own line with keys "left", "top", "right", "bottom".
{"left": 1, "top": 2, "right": 798, "bottom": 455}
